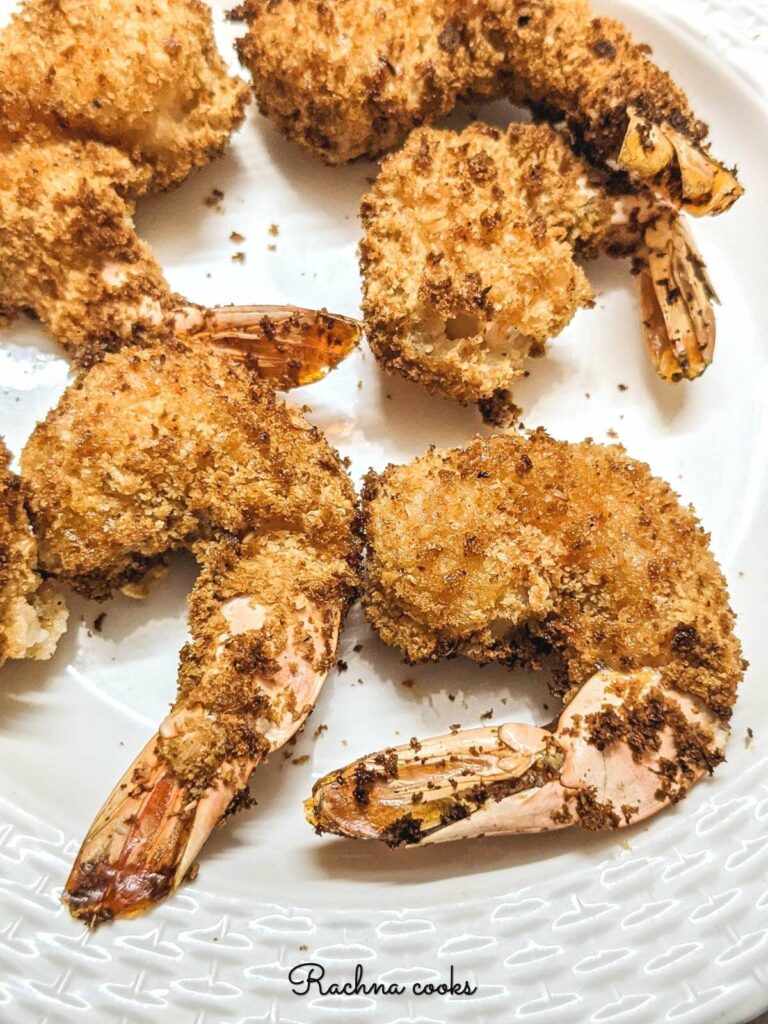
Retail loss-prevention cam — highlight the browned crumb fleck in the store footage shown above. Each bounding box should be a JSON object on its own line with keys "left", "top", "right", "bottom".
{"left": 448, "top": 693, "right": 456, "bottom": 702}
{"left": 313, "top": 723, "right": 328, "bottom": 739}
{"left": 269, "top": 223, "right": 279, "bottom": 236}
{"left": 618, "top": 383, "right": 628, "bottom": 391}
{"left": 299, "top": 944, "right": 308, "bottom": 952}
{"left": 267, "top": 243, "right": 277, "bottom": 252}
{"left": 353, "top": 643, "right": 363, "bottom": 653}
{"left": 336, "top": 659, "right": 348, "bottom": 672}
{"left": 449, "top": 723, "right": 461, "bottom": 735}
{"left": 401, "top": 678, "right": 415, "bottom": 689}
{"left": 480, "top": 708, "right": 494, "bottom": 721}
{"left": 93, "top": 612, "right": 107, "bottom": 633}
{"left": 231, "top": 251, "right": 246, "bottom": 263}
{"left": 607, "top": 428, "right": 619, "bottom": 439}
{"left": 292, "top": 755, "right": 310, "bottom": 766}
{"left": 186, "top": 862, "right": 200, "bottom": 881}
{"left": 746, "top": 727, "right": 754, "bottom": 748}
{"left": 229, "top": 230, "right": 246, "bottom": 243}
{"left": 204, "top": 187, "right": 224, "bottom": 210}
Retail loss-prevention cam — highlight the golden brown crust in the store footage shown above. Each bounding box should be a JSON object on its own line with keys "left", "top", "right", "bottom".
{"left": 0, "top": 0, "right": 249, "bottom": 192}
{"left": 236, "top": 0, "right": 473, "bottom": 164}
{"left": 0, "top": 136, "right": 175, "bottom": 367}
{"left": 362, "top": 432, "right": 744, "bottom": 719}
{"left": 0, "top": 439, "right": 67, "bottom": 668}
{"left": 359, "top": 123, "right": 608, "bottom": 408}
{"left": 473, "top": 3, "right": 706, "bottom": 186}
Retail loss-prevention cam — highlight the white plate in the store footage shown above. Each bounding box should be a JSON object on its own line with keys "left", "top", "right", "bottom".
{"left": 1, "top": 2, "right": 768, "bottom": 1022}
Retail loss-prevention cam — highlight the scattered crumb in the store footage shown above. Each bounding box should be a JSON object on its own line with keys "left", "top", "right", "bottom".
{"left": 746, "top": 727, "right": 754, "bottom": 748}
{"left": 585, "top": 393, "right": 591, "bottom": 399}
{"left": 357, "top": 380, "right": 363, "bottom": 390}
{"left": 292, "top": 755, "right": 310, "bottom": 766}
{"left": 448, "top": 693, "right": 456, "bottom": 702}
{"left": 313, "top": 724, "right": 328, "bottom": 739}
{"left": 299, "top": 944, "right": 308, "bottom": 952}
{"left": 341, "top": 739, "right": 348, "bottom": 747}
{"left": 269, "top": 223, "right": 280, "bottom": 237}
{"left": 187, "top": 862, "right": 200, "bottom": 881}
{"left": 353, "top": 643, "right": 363, "bottom": 653}
{"left": 229, "top": 230, "right": 245, "bottom": 243}
{"left": 336, "top": 659, "right": 348, "bottom": 672}
{"left": 93, "top": 612, "right": 107, "bottom": 633}
{"left": 356, "top": 677, "right": 364, "bottom": 686}
{"left": 607, "top": 428, "right": 618, "bottom": 439}
{"left": 543, "top": 703, "right": 549, "bottom": 711}
{"left": 204, "top": 187, "right": 224, "bottom": 211}
{"left": 449, "top": 724, "right": 461, "bottom": 735}
{"left": 231, "top": 251, "right": 246, "bottom": 263}
{"left": 480, "top": 709, "right": 494, "bottom": 721}
{"left": 267, "top": 244, "right": 277, "bottom": 252}
{"left": 401, "top": 678, "right": 415, "bottom": 689}
{"left": 618, "top": 383, "right": 628, "bottom": 392}
{"left": 500, "top": 697, "right": 508, "bottom": 705}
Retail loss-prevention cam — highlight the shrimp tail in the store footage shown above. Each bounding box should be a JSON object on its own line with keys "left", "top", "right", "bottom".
{"left": 177, "top": 304, "right": 361, "bottom": 388}
{"left": 635, "top": 211, "right": 718, "bottom": 382}
{"left": 64, "top": 725, "right": 256, "bottom": 925}
{"left": 306, "top": 670, "right": 729, "bottom": 847}
{"left": 618, "top": 109, "right": 743, "bottom": 218}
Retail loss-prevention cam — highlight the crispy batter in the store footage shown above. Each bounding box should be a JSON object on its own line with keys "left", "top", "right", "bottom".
{"left": 362, "top": 432, "right": 744, "bottom": 719}
{"left": 22, "top": 341, "right": 361, "bottom": 784}
{"left": 0, "top": 135, "right": 174, "bottom": 368}
{"left": 236, "top": 0, "right": 736, "bottom": 208}
{"left": 0, "top": 0, "right": 249, "bottom": 191}
{"left": 0, "top": 0, "right": 249, "bottom": 362}
{"left": 236, "top": 0, "right": 472, "bottom": 165}
{"left": 0, "top": 439, "right": 67, "bottom": 669}
{"left": 360, "top": 123, "right": 608, "bottom": 411}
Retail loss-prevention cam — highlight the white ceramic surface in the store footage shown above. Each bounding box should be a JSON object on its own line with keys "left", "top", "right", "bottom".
{"left": 1, "top": 1, "right": 767, "bottom": 1022}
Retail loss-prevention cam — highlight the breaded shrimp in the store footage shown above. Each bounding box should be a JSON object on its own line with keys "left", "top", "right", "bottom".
{"left": 0, "top": 0, "right": 249, "bottom": 364}
{"left": 236, "top": 0, "right": 741, "bottom": 214}
{"left": 0, "top": 440, "right": 67, "bottom": 671}
{"left": 472, "top": 0, "right": 742, "bottom": 216}
{"left": 307, "top": 432, "right": 744, "bottom": 846}
{"left": 21, "top": 322, "right": 361, "bottom": 922}
{"left": 361, "top": 123, "right": 716, "bottom": 421}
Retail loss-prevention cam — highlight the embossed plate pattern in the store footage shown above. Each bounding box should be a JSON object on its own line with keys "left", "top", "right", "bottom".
{"left": 1, "top": 1, "right": 767, "bottom": 1021}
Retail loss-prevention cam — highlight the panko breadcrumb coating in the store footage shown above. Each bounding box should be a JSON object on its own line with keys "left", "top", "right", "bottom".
{"left": 360, "top": 123, "right": 598, "bottom": 415}
{"left": 0, "top": 0, "right": 249, "bottom": 192}
{"left": 360, "top": 122, "right": 717, "bottom": 417}
{"left": 237, "top": 0, "right": 740, "bottom": 213}
{"left": 362, "top": 432, "right": 744, "bottom": 720}
{"left": 0, "top": 0, "right": 249, "bottom": 363}
{"left": 0, "top": 440, "right": 67, "bottom": 670}
{"left": 236, "top": 0, "right": 472, "bottom": 165}
{"left": 0, "top": 135, "right": 173, "bottom": 368}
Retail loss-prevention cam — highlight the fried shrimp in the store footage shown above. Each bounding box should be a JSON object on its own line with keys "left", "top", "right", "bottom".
{"left": 361, "top": 123, "right": 716, "bottom": 421}
{"left": 0, "top": 0, "right": 249, "bottom": 365}
{"left": 19, "top": 317, "right": 361, "bottom": 923}
{"left": 306, "top": 432, "right": 744, "bottom": 846}
{"left": 236, "top": 0, "right": 741, "bottom": 215}
{"left": 0, "top": 440, "right": 67, "bottom": 671}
